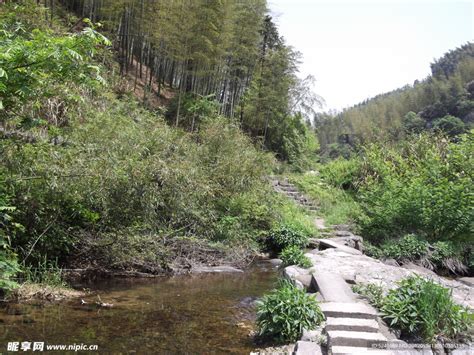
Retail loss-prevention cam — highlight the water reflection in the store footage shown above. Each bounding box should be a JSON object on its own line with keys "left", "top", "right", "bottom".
{"left": 1, "top": 262, "right": 278, "bottom": 354}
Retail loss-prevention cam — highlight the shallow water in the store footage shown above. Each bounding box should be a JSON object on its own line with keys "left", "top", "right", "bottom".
{"left": 0, "top": 262, "right": 278, "bottom": 354}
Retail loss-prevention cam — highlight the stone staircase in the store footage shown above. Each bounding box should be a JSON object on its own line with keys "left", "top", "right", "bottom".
{"left": 298, "top": 272, "right": 391, "bottom": 355}
{"left": 272, "top": 177, "right": 395, "bottom": 354}
{"left": 271, "top": 178, "right": 319, "bottom": 212}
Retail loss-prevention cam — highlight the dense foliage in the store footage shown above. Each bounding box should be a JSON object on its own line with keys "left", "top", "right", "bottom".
{"left": 266, "top": 225, "right": 309, "bottom": 253}
{"left": 0, "top": 2, "right": 320, "bottom": 284}
{"left": 279, "top": 245, "right": 311, "bottom": 268}
{"left": 381, "top": 276, "right": 472, "bottom": 343}
{"left": 357, "top": 133, "right": 473, "bottom": 242}
{"left": 256, "top": 280, "right": 324, "bottom": 342}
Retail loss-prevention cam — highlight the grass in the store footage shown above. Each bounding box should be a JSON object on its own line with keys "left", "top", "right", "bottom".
{"left": 287, "top": 172, "right": 362, "bottom": 226}
{"left": 273, "top": 193, "right": 318, "bottom": 237}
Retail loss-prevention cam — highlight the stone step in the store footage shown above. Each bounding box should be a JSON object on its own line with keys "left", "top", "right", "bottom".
{"left": 311, "top": 272, "right": 356, "bottom": 302}
{"left": 320, "top": 302, "right": 378, "bottom": 319}
{"left": 331, "top": 346, "right": 392, "bottom": 354}
{"left": 293, "top": 341, "right": 323, "bottom": 355}
{"left": 318, "top": 239, "right": 362, "bottom": 255}
{"left": 327, "top": 330, "right": 387, "bottom": 348}
{"left": 326, "top": 317, "right": 379, "bottom": 333}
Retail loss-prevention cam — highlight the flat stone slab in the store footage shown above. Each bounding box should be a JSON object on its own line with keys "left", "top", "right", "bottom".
{"left": 311, "top": 272, "right": 356, "bottom": 302}
{"left": 326, "top": 317, "right": 379, "bottom": 333}
{"left": 327, "top": 330, "right": 387, "bottom": 348}
{"left": 293, "top": 341, "right": 322, "bottom": 355}
{"left": 283, "top": 265, "right": 310, "bottom": 290}
{"left": 332, "top": 346, "right": 392, "bottom": 354}
{"left": 317, "top": 239, "right": 362, "bottom": 255}
{"left": 320, "top": 302, "right": 378, "bottom": 319}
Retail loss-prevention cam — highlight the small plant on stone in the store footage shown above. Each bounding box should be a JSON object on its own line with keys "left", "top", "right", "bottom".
{"left": 381, "top": 275, "right": 472, "bottom": 343}
{"left": 352, "top": 282, "right": 384, "bottom": 308}
{"left": 267, "top": 224, "right": 309, "bottom": 253}
{"left": 256, "top": 279, "right": 324, "bottom": 343}
{"left": 279, "top": 246, "right": 312, "bottom": 268}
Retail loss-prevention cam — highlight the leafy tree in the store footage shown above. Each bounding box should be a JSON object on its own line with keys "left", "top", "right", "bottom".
{"left": 403, "top": 111, "right": 425, "bottom": 134}
{"left": 432, "top": 115, "right": 465, "bottom": 136}
{"left": 0, "top": 19, "right": 110, "bottom": 120}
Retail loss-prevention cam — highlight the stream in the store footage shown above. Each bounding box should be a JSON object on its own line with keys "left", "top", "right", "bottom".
{"left": 0, "top": 261, "right": 278, "bottom": 354}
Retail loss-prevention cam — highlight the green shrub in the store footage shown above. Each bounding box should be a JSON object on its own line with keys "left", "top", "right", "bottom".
{"left": 383, "top": 234, "right": 429, "bottom": 262}
{"left": 267, "top": 225, "right": 309, "bottom": 253}
{"left": 256, "top": 280, "right": 324, "bottom": 342}
{"left": 321, "top": 157, "right": 361, "bottom": 190}
{"left": 432, "top": 115, "right": 465, "bottom": 136}
{"left": 352, "top": 283, "right": 384, "bottom": 308}
{"left": 357, "top": 132, "right": 473, "bottom": 242}
{"left": 365, "top": 237, "right": 468, "bottom": 275}
{"left": 279, "top": 246, "right": 312, "bottom": 268}
{"left": 363, "top": 242, "right": 384, "bottom": 259}
{"left": 403, "top": 111, "right": 426, "bottom": 134}
{"left": 381, "top": 276, "right": 472, "bottom": 343}
{"left": 2, "top": 86, "right": 277, "bottom": 265}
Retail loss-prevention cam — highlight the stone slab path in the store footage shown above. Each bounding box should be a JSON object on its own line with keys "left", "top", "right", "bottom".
{"left": 271, "top": 178, "right": 320, "bottom": 213}
{"left": 272, "top": 176, "right": 473, "bottom": 354}
{"left": 311, "top": 271, "right": 390, "bottom": 354}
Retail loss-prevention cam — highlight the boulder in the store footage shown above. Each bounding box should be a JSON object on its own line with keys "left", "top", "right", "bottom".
{"left": 310, "top": 272, "right": 356, "bottom": 302}
{"left": 401, "top": 262, "right": 437, "bottom": 276}
{"left": 282, "top": 265, "right": 309, "bottom": 290}
{"left": 267, "top": 258, "right": 283, "bottom": 266}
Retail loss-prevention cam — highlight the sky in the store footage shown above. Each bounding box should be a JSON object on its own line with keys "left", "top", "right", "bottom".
{"left": 269, "top": 0, "right": 474, "bottom": 112}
